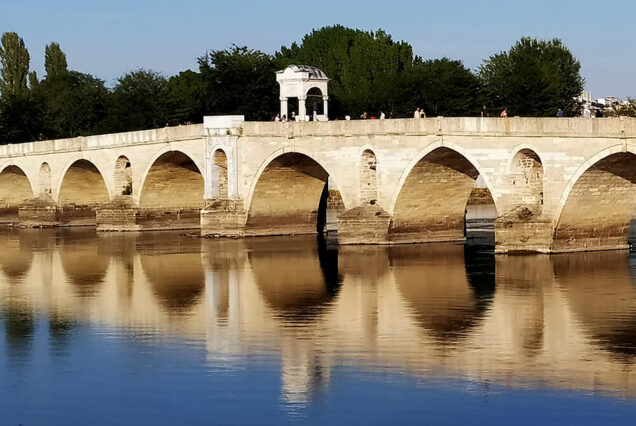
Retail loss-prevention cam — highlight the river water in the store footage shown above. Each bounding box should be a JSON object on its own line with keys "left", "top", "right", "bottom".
{"left": 0, "top": 227, "right": 635, "bottom": 425}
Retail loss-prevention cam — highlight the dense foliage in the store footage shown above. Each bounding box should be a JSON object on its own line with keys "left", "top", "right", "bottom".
{"left": 0, "top": 29, "right": 587, "bottom": 143}
{"left": 479, "top": 37, "right": 584, "bottom": 117}
{"left": 613, "top": 99, "right": 636, "bottom": 117}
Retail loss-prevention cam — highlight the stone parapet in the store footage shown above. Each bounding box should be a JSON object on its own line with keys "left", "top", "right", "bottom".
{"left": 241, "top": 117, "right": 636, "bottom": 139}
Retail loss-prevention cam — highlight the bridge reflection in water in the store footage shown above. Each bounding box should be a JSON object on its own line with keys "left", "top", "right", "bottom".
{"left": 0, "top": 229, "right": 635, "bottom": 406}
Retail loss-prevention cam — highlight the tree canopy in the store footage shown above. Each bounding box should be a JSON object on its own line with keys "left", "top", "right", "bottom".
{"left": 199, "top": 45, "right": 278, "bottom": 121}
{"left": 479, "top": 37, "right": 584, "bottom": 117}
{"left": 276, "top": 25, "right": 413, "bottom": 117}
{"left": 0, "top": 32, "right": 30, "bottom": 98}
{"left": 0, "top": 29, "right": 590, "bottom": 143}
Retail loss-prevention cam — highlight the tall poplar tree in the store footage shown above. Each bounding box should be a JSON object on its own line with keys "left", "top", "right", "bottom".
{"left": 44, "top": 42, "right": 68, "bottom": 79}
{"left": 0, "top": 32, "right": 30, "bottom": 97}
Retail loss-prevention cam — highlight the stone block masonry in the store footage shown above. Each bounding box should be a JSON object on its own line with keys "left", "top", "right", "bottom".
{"left": 2, "top": 116, "right": 636, "bottom": 253}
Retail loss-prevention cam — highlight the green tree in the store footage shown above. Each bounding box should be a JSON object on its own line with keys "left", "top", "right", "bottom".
{"left": 104, "top": 69, "right": 168, "bottom": 132}
{"left": 198, "top": 45, "right": 278, "bottom": 121}
{"left": 406, "top": 58, "right": 483, "bottom": 117}
{"left": 165, "top": 70, "right": 206, "bottom": 125}
{"left": 613, "top": 99, "right": 636, "bottom": 117}
{"left": 44, "top": 42, "right": 68, "bottom": 79}
{"left": 35, "top": 70, "right": 108, "bottom": 138}
{"left": 479, "top": 37, "right": 584, "bottom": 116}
{"left": 0, "top": 93, "right": 45, "bottom": 143}
{"left": 0, "top": 32, "right": 30, "bottom": 98}
{"left": 276, "top": 26, "right": 413, "bottom": 117}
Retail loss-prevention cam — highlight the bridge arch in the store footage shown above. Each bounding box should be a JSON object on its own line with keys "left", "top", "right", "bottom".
{"left": 212, "top": 149, "right": 228, "bottom": 198}
{"left": 39, "top": 163, "right": 52, "bottom": 196}
{"left": 0, "top": 165, "right": 36, "bottom": 216}
{"left": 114, "top": 156, "right": 132, "bottom": 196}
{"left": 138, "top": 149, "right": 205, "bottom": 208}
{"left": 553, "top": 144, "right": 636, "bottom": 252}
{"left": 57, "top": 159, "right": 110, "bottom": 205}
{"left": 54, "top": 156, "right": 111, "bottom": 203}
{"left": 389, "top": 143, "right": 498, "bottom": 243}
{"left": 245, "top": 149, "right": 345, "bottom": 236}
{"left": 360, "top": 149, "right": 378, "bottom": 204}
{"left": 508, "top": 148, "right": 544, "bottom": 207}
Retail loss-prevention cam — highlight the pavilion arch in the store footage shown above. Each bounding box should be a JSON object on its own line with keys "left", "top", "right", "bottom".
{"left": 245, "top": 150, "right": 345, "bottom": 236}
{"left": 212, "top": 149, "right": 228, "bottom": 198}
{"left": 114, "top": 156, "right": 132, "bottom": 196}
{"left": 508, "top": 148, "right": 544, "bottom": 207}
{"left": 305, "top": 87, "right": 325, "bottom": 116}
{"left": 552, "top": 146, "right": 636, "bottom": 252}
{"left": 0, "top": 165, "right": 36, "bottom": 209}
{"left": 57, "top": 159, "right": 110, "bottom": 205}
{"left": 388, "top": 144, "right": 499, "bottom": 243}
{"left": 138, "top": 150, "right": 205, "bottom": 208}
{"left": 39, "top": 163, "right": 52, "bottom": 196}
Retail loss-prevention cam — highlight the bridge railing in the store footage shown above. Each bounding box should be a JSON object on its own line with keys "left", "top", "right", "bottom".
{"left": 241, "top": 117, "right": 636, "bottom": 139}
{"left": 0, "top": 124, "right": 205, "bottom": 157}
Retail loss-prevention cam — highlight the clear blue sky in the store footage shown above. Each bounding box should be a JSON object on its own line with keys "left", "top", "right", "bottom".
{"left": 1, "top": 0, "right": 634, "bottom": 98}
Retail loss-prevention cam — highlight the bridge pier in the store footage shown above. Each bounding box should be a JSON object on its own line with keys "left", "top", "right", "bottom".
{"left": 18, "top": 196, "right": 101, "bottom": 228}
{"left": 96, "top": 197, "right": 141, "bottom": 231}
{"left": 337, "top": 205, "right": 392, "bottom": 244}
{"left": 200, "top": 199, "right": 248, "bottom": 237}
{"left": 494, "top": 207, "right": 553, "bottom": 253}
{"left": 97, "top": 199, "right": 203, "bottom": 232}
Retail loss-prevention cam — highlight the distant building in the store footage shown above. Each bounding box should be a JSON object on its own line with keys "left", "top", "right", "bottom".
{"left": 577, "top": 91, "right": 592, "bottom": 104}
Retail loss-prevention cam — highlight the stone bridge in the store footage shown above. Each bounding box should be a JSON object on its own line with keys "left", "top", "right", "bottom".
{"left": 1, "top": 116, "right": 636, "bottom": 253}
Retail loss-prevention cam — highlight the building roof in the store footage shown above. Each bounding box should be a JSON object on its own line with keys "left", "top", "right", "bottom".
{"left": 279, "top": 64, "right": 328, "bottom": 80}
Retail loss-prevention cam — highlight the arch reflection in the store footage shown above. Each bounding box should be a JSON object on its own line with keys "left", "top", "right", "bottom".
{"left": 140, "top": 252, "right": 205, "bottom": 314}
{"left": 392, "top": 243, "right": 495, "bottom": 344}
{"left": 555, "top": 251, "right": 636, "bottom": 361}
{"left": 59, "top": 229, "right": 109, "bottom": 298}
{"left": 0, "top": 231, "right": 34, "bottom": 282}
{"left": 248, "top": 235, "right": 341, "bottom": 325}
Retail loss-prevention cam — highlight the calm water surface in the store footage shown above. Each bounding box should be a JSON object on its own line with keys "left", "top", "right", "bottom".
{"left": 1, "top": 228, "right": 636, "bottom": 425}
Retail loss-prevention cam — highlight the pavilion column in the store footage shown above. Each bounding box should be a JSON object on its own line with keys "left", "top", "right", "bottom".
{"left": 323, "top": 96, "right": 329, "bottom": 120}
{"left": 298, "top": 97, "right": 306, "bottom": 121}
{"left": 280, "top": 97, "right": 288, "bottom": 118}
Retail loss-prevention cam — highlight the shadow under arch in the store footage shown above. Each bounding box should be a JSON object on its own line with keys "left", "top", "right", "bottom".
{"left": 0, "top": 165, "right": 35, "bottom": 221}
{"left": 389, "top": 146, "right": 498, "bottom": 244}
{"left": 554, "top": 250, "right": 636, "bottom": 362}
{"left": 138, "top": 150, "right": 204, "bottom": 209}
{"left": 553, "top": 152, "right": 636, "bottom": 252}
{"left": 391, "top": 243, "right": 495, "bottom": 345}
{"left": 247, "top": 235, "right": 341, "bottom": 325}
{"left": 58, "top": 159, "right": 110, "bottom": 205}
{"left": 246, "top": 152, "right": 343, "bottom": 236}
{"left": 57, "top": 159, "right": 110, "bottom": 225}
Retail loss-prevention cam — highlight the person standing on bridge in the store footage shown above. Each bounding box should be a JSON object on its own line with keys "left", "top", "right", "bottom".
{"left": 414, "top": 108, "right": 420, "bottom": 118}
{"left": 500, "top": 108, "right": 508, "bottom": 118}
